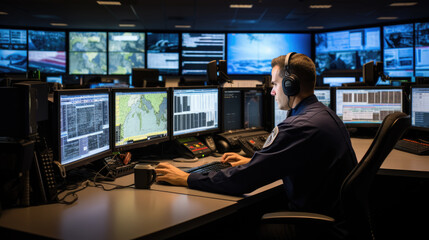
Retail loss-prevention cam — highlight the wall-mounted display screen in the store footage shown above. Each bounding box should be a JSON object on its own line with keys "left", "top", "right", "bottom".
{"left": 383, "top": 24, "right": 413, "bottom": 77}
{"left": 227, "top": 33, "right": 311, "bottom": 75}
{"left": 0, "top": 29, "right": 27, "bottom": 73}
{"left": 415, "top": 22, "right": 429, "bottom": 77}
{"left": 315, "top": 27, "right": 381, "bottom": 75}
{"left": 69, "top": 31, "right": 107, "bottom": 75}
{"left": 181, "top": 33, "right": 225, "bottom": 75}
{"left": 147, "top": 32, "right": 179, "bottom": 75}
{"left": 108, "top": 32, "right": 145, "bottom": 75}
{"left": 28, "top": 30, "right": 66, "bottom": 73}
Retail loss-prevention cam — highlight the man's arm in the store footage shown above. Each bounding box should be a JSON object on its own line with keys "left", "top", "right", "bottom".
{"left": 155, "top": 162, "right": 189, "bottom": 186}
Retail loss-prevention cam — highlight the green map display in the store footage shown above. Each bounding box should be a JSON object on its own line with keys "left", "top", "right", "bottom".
{"left": 69, "top": 32, "right": 107, "bottom": 74}
{"left": 109, "top": 52, "right": 145, "bottom": 75}
{"left": 115, "top": 92, "right": 167, "bottom": 146}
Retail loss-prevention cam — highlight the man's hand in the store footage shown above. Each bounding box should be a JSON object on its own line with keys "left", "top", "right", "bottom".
{"left": 155, "top": 162, "right": 190, "bottom": 186}
{"left": 221, "top": 152, "right": 251, "bottom": 167}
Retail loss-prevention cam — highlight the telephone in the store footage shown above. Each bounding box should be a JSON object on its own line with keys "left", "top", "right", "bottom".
{"left": 204, "top": 135, "right": 217, "bottom": 152}
{"left": 216, "top": 130, "right": 269, "bottom": 155}
{"left": 238, "top": 134, "right": 268, "bottom": 157}
{"left": 31, "top": 135, "right": 58, "bottom": 204}
{"left": 175, "top": 137, "right": 213, "bottom": 159}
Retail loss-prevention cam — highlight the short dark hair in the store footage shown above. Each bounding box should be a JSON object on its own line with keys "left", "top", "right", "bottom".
{"left": 271, "top": 53, "right": 316, "bottom": 93}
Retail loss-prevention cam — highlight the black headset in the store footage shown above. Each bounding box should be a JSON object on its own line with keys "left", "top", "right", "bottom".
{"left": 282, "top": 52, "right": 300, "bottom": 96}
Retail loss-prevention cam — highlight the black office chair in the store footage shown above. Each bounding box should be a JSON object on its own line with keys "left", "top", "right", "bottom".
{"left": 261, "top": 112, "right": 410, "bottom": 240}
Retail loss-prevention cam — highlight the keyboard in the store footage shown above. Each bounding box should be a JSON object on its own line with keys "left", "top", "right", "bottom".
{"left": 394, "top": 139, "right": 429, "bottom": 155}
{"left": 185, "top": 161, "right": 232, "bottom": 174}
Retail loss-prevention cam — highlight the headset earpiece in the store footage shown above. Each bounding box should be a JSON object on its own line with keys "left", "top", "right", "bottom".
{"left": 282, "top": 52, "right": 300, "bottom": 96}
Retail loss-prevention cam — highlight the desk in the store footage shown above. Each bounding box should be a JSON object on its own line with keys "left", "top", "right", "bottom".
{"left": 1, "top": 139, "right": 427, "bottom": 239}
{"left": 351, "top": 138, "right": 429, "bottom": 178}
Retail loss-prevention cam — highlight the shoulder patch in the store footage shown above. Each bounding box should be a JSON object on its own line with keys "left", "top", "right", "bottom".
{"left": 263, "top": 126, "right": 279, "bottom": 149}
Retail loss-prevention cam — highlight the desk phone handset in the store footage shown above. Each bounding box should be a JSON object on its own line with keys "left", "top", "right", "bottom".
{"left": 33, "top": 135, "right": 57, "bottom": 204}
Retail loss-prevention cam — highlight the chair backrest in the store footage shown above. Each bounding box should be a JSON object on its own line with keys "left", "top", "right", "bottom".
{"left": 340, "top": 112, "right": 410, "bottom": 240}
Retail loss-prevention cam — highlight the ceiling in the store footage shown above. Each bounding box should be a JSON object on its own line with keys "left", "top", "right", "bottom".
{"left": 0, "top": 0, "right": 428, "bottom": 32}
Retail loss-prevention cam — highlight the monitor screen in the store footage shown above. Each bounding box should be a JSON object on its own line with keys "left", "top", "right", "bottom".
{"left": 147, "top": 32, "right": 179, "bottom": 75}
{"left": 415, "top": 22, "right": 429, "bottom": 77}
{"left": 114, "top": 89, "right": 169, "bottom": 151}
{"left": 173, "top": 88, "right": 219, "bottom": 137}
{"left": 108, "top": 32, "right": 145, "bottom": 75}
{"left": 28, "top": 30, "right": 66, "bottom": 74}
{"left": 227, "top": 33, "right": 311, "bottom": 75}
{"left": 55, "top": 89, "right": 111, "bottom": 170}
{"left": 335, "top": 87, "right": 403, "bottom": 126}
{"left": 315, "top": 27, "right": 381, "bottom": 75}
{"left": 411, "top": 86, "right": 429, "bottom": 131}
{"left": 383, "top": 24, "right": 413, "bottom": 77}
{"left": 0, "top": 29, "right": 27, "bottom": 73}
{"left": 244, "top": 89, "right": 263, "bottom": 129}
{"left": 314, "top": 88, "right": 331, "bottom": 108}
{"left": 222, "top": 89, "right": 242, "bottom": 131}
{"left": 46, "top": 75, "right": 63, "bottom": 84}
{"left": 69, "top": 31, "right": 107, "bottom": 75}
{"left": 323, "top": 76, "right": 356, "bottom": 87}
{"left": 181, "top": 33, "right": 225, "bottom": 75}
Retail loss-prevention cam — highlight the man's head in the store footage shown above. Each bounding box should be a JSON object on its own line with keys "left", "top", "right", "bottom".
{"left": 270, "top": 53, "right": 316, "bottom": 110}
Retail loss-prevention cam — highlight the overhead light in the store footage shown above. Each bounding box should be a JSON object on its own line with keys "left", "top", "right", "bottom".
{"left": 307, "top": 26, "right": 324, "bottom": 29}
{"left": 230, "top": 4, "right": 253, "bottom": 9}
{"left": 50, "top": 23, "right": 68, "bottom": 26}
{"left": 97, "top": 1, "right": 121, "bottom": 6}
{"left": 119, "top": 24, "right": 135, "bottom": 27}
{"left": 175, "top": 25, "right": 192, "bottom": 29}
{"left": 0, "top": 11, "right": 8, "bottom": 15}
{"left": 377, "top": 16, "right": 398, "bottom": 20}
{"left": 390, "top": 2, "right": 418, "bottom": 7}
{"left": 309, "top": 5, "right": 332, "bottom": 9}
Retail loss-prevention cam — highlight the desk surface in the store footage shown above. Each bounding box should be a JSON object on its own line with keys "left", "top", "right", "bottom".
{"left": 0, "top": 184, "right": 236, "bottom": 240}
{"left": 351, "top": 138, "right": 429, "bottom": 178}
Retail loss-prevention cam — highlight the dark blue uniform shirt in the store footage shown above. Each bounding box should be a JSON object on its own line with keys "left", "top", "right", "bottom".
{"left": 188, "top": 95, "right": 357, "bottom": 219}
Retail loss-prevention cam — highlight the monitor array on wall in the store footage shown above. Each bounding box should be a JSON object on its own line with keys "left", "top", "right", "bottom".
{"left": 0, "top": 21, "right": 428, "bottom": 77}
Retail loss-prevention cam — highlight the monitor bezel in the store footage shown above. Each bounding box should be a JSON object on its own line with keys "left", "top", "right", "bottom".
{"left": 170, "top": 86, "right": 221, "bottom": 139}
{"left": 53, "top": 88, "right": 112, "bottom": 171}
{"left": 334, "top": 86, "right": 405, "bottom": 128}
{"left": 410, "top": 85, "right": 429, "bottom": 132}
{"left": 111, "top": 87, "right": 170, "bottom": 152}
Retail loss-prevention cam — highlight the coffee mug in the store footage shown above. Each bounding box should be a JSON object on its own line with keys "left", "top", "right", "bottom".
{"left": 134, "top": 164, "right": 156, "bottom": 189}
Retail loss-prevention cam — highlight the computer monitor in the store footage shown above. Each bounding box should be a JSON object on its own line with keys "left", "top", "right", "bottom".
{"left": 131, "top": 68, "right": 160, "bottom": 87}
{"left": 314, "top": 87, "right": 332, "bottom": 108}
{"left": 244, "top": 88, "right": 264, "bottom": 129}
{"left": 322, "top": 76, "right": 356, "bottom": 87}
{"left": 181, "top": 33, "right": 225, "bottom": 75}
{"left": 69, "top": 31, "right": 107, "bottom": 75}
{"left": 113, "top": 88, "right": 169, "bottom": 151}
{"left": 28, "top": 30, "right": 66, "bottom": 74}
{"left": 147, "top": 32, "right": 179, "bottom": 75}
{"left": 335, "top": 86, "right": 404, "bottom": 127}
{"left": 227, "top": 33, "right": 311, "bottom": 75}
{"left": 221, "top": 88, "right": 243, "bottom": 131}
{"left": 0, "top": 29, "right": 27, "bottom": 73}
{"left": 172, "top": 87, "right": 219, "bottom": 138}
{"left": 315, "top": 27, "right": 381, "bottom": 76}
{"left": 415, "top": 22, "right": 429, "bottom": 77}
{"left": 383, "top": 24, "right": 414, "bottom": 77}
{"left": 53, "top": 89, "right": 111, "bottom": 171}
{"left": 108, "top": 32, "right": 145, "bottom": 75}
{"left": 46, "top": 75, "right": 63, "bottom": 84}
{"left": 410, "top": 85, "right": 429, "bottom": 131}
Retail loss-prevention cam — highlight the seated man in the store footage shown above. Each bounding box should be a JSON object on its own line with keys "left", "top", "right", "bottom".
{"left": 156, "top": 53, "right": 357, "bottom": 239}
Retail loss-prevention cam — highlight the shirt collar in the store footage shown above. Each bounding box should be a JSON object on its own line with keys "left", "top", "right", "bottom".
{"left": 288, "top": 94, "right": 318, "bottom": 117}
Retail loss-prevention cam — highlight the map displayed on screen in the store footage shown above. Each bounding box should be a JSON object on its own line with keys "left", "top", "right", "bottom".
{"left": 115, "top": 92, "right": 168, "bottom": 146}
{"left": 69, "top": 32, "right": 107, "bottom": 74}
{"left": 109, "top": 32, "right": 145, "bottom": 74}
